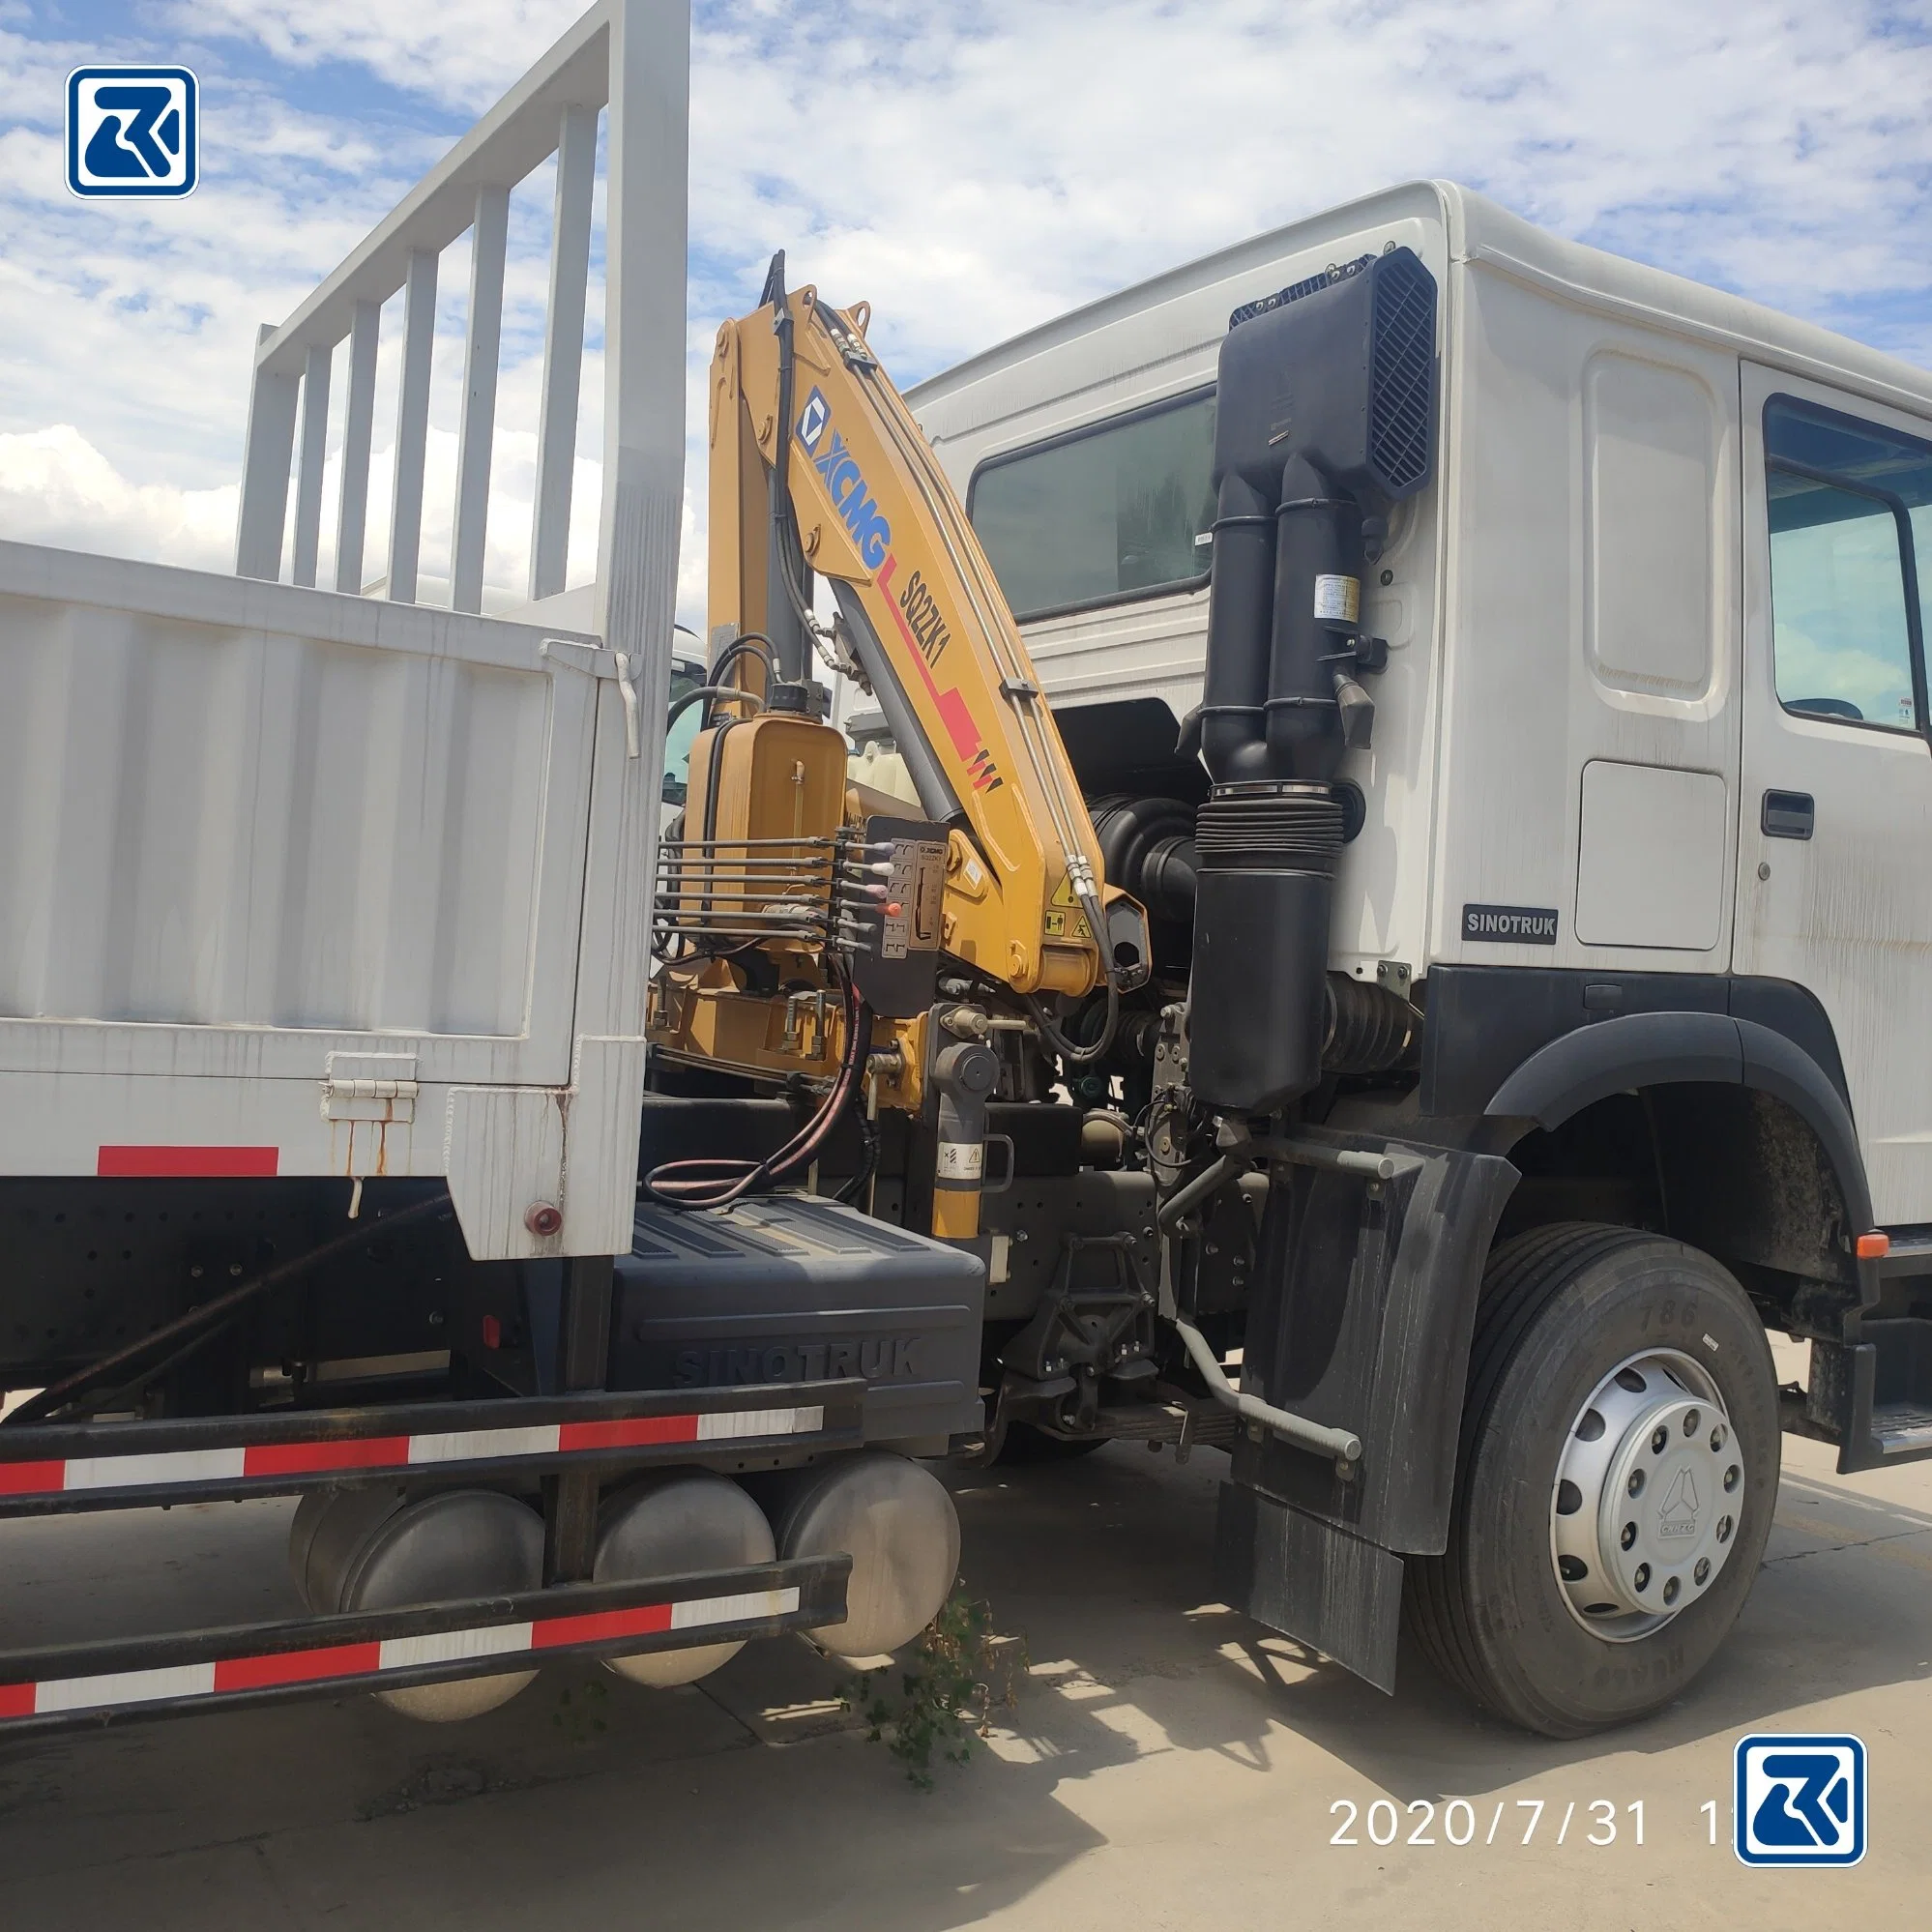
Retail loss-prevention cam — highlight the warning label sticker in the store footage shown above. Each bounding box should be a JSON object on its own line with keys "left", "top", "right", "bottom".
{"left": 1044, "top": 875, "right": 1090, "bottom": 940}
{"left": 1313, "top": 573, "right": 1361, "bottom": 624}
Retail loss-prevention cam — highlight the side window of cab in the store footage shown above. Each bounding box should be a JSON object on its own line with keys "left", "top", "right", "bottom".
{"left": 661, "top": 659, "right": 706, "bottom": 806}
{"left": 1765, "top": 396, "right": 1932, "bottom": 734}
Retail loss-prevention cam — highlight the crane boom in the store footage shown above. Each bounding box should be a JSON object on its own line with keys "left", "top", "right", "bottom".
{"left": 707, "top": 276, "right": 1134, "bottom": 1001}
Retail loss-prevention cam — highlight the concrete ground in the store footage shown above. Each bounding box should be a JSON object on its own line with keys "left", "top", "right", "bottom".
{"left": 0, "top": 1339, "right": 1926, "bottom": 1931}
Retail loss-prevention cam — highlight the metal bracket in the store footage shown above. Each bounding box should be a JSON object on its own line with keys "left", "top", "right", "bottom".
{"left": 542, "top": 635, "right": 641, "bottom": 757}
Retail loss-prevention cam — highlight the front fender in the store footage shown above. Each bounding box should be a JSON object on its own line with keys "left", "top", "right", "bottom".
{"left": 1484, "top": 1010, "right": 1871, "bottom": 1233}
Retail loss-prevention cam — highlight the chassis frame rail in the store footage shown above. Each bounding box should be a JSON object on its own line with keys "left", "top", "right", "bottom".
{"left": 0, "top": 1555, "right": 850, "bottom": 1738}
{"left": 0, "top": 1378, "right": 865, "bottom": 1515}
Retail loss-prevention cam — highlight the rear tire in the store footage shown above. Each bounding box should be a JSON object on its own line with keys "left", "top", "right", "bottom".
{"left": 1406, "top": 1223, "right": 1779, "bottom": 1737}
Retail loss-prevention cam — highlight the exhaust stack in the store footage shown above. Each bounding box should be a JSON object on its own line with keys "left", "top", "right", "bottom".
{"left": 1188, "top": 248, "right": 1437, "bottom": 1115}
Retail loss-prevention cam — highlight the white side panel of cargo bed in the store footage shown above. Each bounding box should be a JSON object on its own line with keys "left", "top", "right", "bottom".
{"left": 0, "top": 543, "right": 598, "bottom": 1166}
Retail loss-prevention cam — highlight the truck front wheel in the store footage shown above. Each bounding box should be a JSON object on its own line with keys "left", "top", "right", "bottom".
{"left": 1407, "top": 1223, "right": 1780, "bottom": 1737}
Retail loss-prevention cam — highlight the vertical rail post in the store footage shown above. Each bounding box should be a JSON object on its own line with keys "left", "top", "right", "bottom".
{"left": 529, "top": 102, "right": 598, "bottom": 602}
{"left": 556, "top": 0, "right": 688, "bottom": 1256}
{"left": 234, "top": 325, "right": 299, "bottom": 581}
{"left": 542, "top": 1254, "right": 616, "bottom": 1583}
{"left": 387, "top": 248, "right": 440, "bottom": 603}
{"left": 334, "top": 299, "right": 380, "bottom": 595}
{"left": 595, "top": 0, "right": 688, "bottom": 684}
{"left": 451, "top": 185, "right": 511, "bottom": 615}
{"left": 290, "top": 343, "right": 333, "bottom": 589}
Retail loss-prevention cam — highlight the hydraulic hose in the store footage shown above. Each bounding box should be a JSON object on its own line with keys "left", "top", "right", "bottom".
{"left": 644, "top": 980, "right": 873, "bottom": 1210}
{"left": 1023, "top": 981, "right": 1120, "bottom": 1066}
{"left": 6, "top": 1190, "right": 452, "bottom": 1426}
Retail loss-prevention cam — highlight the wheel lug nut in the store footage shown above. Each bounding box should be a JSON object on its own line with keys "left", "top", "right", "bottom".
{"left": 1710, "top": 1426, "right": 1725, "bottom": 1451}
{"left": 1715, "top": 1514, "right": 1733, "bottom": 1543}
{"left": 1633, "top": 1563, "right": 1652, "bottom": 1591}
{"left": 1650, "top": 1425, "right": 1669, "bottom": 1454}
{"left": 1723, "top": 1463, "right": 1740, "bottom": 1492}
{"left": 1662, "top": 1575, "right": 1680, "bottom": 1605}
{"left": 1627, "top": 1469, "right": 1646, "bottom": 1497}
{"left": 1620, "top": 1522, "right": 1637, "bottom": 1550}
{"left": 1683, "top": 1408, "right": 1700, "bottom": 1435}
{"left": 1694, "top": 1557, "right": 1711, "bottom": 1585}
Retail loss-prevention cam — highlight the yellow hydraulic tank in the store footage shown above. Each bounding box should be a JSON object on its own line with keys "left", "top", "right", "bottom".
{"left": 685, "top": 706, "right": 848, "bottom": 847}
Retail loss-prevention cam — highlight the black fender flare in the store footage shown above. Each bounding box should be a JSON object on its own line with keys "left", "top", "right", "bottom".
{"left": 1484, "top": 1010, "right": 1872, "bottom": 1233}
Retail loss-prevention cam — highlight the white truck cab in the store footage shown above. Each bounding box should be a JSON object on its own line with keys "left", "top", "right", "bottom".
{"left": 902, "top": 182, "right": 1932, "bottom": 1729}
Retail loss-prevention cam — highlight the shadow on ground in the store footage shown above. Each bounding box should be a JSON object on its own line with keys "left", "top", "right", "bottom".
{"left": 0, "top": 1412, "right": 1926, "bottom": 1931}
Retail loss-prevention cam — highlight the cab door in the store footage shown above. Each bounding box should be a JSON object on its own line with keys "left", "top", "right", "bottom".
{"left": 1734, "top": 363, "right": 1932, "bottom": 1223}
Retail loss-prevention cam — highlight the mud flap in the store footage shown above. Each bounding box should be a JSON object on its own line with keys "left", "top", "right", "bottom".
{"left": 1215, "top": 1482, "right": 1405, "bottom": 1692}
{"left": 1218, "top": 1131, "right": 1516, "bottom": 1685}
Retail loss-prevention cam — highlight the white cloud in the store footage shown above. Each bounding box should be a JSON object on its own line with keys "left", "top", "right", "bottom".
{"left": 0, "top": 424, "right": 236, "bottom": 568}
{"left": 5, "top": 0, "right": 1932, "bottom": 639}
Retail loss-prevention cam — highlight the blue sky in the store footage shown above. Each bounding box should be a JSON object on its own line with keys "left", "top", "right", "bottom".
{"left": 3, "top": 0, "right": 1932, "bottom": 619}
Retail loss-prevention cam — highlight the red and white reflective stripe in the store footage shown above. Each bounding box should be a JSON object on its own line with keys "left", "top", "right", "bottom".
{"left": 0, "top": 1587, "right": 801, "bottom": 1720}
{"left": 0, "top": 1406, "right": 825, "bottom": 1502}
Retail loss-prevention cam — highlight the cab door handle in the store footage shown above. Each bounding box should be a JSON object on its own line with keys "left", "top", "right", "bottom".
{"left": 1761, "top": 790, "right": 1814, "bottom": 839}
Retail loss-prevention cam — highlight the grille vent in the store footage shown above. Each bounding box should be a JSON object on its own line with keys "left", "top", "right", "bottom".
{"left": 1228, "top": 254, "right": 1373, "bottom": 332}
{"left": 1367, "top": 249, "right": 1436, "bottom": 493}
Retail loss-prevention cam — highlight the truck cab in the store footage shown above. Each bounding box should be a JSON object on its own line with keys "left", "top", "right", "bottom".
{"left": 896, "top": 181, "right": 1932, "bottom": 1729}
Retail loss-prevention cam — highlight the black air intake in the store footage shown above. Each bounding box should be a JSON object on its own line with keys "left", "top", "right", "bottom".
{"left": 1189, "top": 246, "right": 1438, "bottom": 1115}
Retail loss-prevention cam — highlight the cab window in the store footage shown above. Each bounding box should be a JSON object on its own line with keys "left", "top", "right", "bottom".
{"left": 967, "top": 390, "right": 1215, "bottom": 621}
{"left": 1765, "top": 397, "right": 1931, "bottom": 733}
{"left": 662, "top": 660, "right": 706, "bottom": 805}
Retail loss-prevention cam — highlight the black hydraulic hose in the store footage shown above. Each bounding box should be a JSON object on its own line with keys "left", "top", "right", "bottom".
{"left": 644, "top": 981, "right": 873, "bottom": 1210}
{"left": 1023, "top": 981, "right": 1120, "bottom": 1067}
{"left": 708, "top": 632, "right": 775, "bottom": 693}
{"left": 835, "top": 1111, "right": 880, "bottom": 1206}
{"left": 668, "top": 682, "right": 760, "bottom": 733}
{"left": 6, "top": 1190, "right": 452, "bottom": 1427}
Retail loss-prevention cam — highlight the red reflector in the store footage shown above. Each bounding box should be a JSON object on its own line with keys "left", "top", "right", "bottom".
{"left": 243, "top": 1436, "right": 410, "bottom": 1478}
{"left": 214, "top": 1641, "right": 382, "bottom": 1692}
{"left": 481, "top": 1314, "right": 503, "bottom": 1350}
{"left": 98, "top": 1146, "right": 279, "bottom": 1178}
{"left": 558, "top": 1415, "right": 698, "bottom": 1453}
{"left": 0, "top": 1683, "right": 35, "bottom": 1719}
{"left": 1857, "top": 1232, "right": 1891, "bottom": 1260}
{"left": 531, "top": 1603, "right": 673, "bottom": 1650}
{"left": 0, "top": 1460, "right": 66, "bottom": 1498}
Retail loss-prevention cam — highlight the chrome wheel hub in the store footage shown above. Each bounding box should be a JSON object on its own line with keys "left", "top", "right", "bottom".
{"left": 1550, "top": 1348, "right": 1741, "bottom": 1641}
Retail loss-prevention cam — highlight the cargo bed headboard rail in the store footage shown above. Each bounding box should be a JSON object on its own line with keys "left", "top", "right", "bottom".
{"left": 233, "top": 0, "right": 685, "bottom": 647}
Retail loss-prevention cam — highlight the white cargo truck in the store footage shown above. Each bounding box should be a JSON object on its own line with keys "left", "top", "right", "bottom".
{"left": 0, "top": 0, "right": 980, "bottom": 1734}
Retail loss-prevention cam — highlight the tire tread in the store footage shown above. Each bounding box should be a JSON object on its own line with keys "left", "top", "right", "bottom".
{"left": 1407, "top": 1222, "right": 1673, "bottom": 1724}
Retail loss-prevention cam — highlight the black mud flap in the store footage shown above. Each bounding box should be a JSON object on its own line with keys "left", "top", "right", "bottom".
{"left": 1218, "top": 1130, "right": 1516, "bottom": 1686}
{"left": 1215, "top": 1482, "right": 1404, "bottom": 1692}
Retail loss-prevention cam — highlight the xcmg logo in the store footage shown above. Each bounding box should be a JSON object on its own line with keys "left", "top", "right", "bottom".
{"left": 796, "top": 386, "right": 892, "bottom": 570}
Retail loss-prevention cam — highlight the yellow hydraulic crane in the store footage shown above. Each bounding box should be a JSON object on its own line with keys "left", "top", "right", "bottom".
{"left": 646, "top": 255, "right": 1149, "bottom": 1237}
